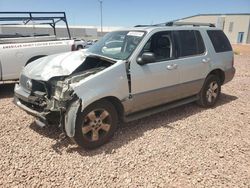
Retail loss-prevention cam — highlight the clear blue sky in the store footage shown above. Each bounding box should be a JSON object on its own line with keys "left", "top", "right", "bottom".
{"left": 0, "top": 0, "right": 249, "bottom": 27}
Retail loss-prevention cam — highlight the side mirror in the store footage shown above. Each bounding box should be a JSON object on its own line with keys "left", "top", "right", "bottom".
{"left": 137, "top": 52, "right": 156, "bottom": 65}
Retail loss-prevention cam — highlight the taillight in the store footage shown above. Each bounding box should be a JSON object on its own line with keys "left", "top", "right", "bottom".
{"left": 71, "top": 44, "right": 76, "bottom": 51}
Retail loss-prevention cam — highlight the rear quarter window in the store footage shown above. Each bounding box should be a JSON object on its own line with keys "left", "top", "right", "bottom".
{"left": 207, "top": 30, "right": 232, "bottom": 53}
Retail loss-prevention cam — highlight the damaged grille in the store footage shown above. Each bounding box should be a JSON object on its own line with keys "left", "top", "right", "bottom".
{"left": 32, "top": 80, "right": 46, "bottom": 92}
{"left": 19, "top": 74, "right": 48, "bottom": 110}
{"left": 20, "top": 74, "right": 47, "bottom": 93}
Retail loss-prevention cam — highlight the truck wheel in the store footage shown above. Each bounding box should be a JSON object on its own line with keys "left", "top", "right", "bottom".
{"left": 26, "top": 55, "right": 46, "bottom": 66}
{"left": 197, "top": 75, "right": 221, "bottom": 108}
{"left": 73, "top": 100, "right": 118, "bottom": 149}
{"left": 76, "top": 45, "right": 83, "bottom": 50}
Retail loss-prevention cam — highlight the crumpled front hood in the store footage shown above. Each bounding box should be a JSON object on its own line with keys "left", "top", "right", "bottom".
{"left": 23, "top": 51, "right": 87, "bottom": 81}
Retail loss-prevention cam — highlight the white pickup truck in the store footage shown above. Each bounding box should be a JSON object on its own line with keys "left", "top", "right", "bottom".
{"left": 0, "top": 12, "right": 75, "bottom": 81}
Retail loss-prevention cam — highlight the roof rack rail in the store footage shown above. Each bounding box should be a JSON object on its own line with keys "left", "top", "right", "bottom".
{"left": 171, "top": 22, "right": 215, "bottom": 27}
{"left": 134, "top": 24, "right": 153, "bottom": 27}
{"left": 134, "top": 21, "right": 215, "bottom": 28}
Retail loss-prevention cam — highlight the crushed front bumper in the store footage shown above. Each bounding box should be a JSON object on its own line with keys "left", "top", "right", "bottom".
{"left": 14, "top": 84, "right": 49, "bottom": 123}
{"left": 14, "top": 96, "right": 49, "bottom": 122}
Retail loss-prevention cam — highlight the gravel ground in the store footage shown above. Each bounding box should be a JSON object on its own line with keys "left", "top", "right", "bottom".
{"left": 0, "top": 54, "right": 250, "bottom": 188}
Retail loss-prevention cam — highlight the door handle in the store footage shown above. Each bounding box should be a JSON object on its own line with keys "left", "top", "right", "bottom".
{"left": 202, "top": 58, "right": 211, "bottom": 63}
{"left": 167, "top": 64, "right": 178, "bottom": 70}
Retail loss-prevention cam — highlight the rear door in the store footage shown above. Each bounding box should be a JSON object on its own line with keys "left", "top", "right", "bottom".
{"left": 0, "top": 44, "right": 25, "bottom": 80}
{"left": 173, "top": 30, "right": 210, "bottom": 98}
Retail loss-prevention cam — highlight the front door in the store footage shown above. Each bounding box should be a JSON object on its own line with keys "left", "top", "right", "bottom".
{"left": 129, "top": 31, "right": 181, "bottom": 113}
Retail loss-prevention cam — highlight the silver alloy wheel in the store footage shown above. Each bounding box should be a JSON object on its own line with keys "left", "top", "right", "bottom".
{"left": 206, "top": 81, "right": 218, "bottom": 103}
{"left": 82, "top": 109, "right": 111, "bottom": 142}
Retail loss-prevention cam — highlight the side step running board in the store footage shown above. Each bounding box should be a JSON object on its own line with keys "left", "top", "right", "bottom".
{"left": 123, "top": 95, "right": 198, "bottom": 122}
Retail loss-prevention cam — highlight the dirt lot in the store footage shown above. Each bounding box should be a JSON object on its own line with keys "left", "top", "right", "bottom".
{"left": 232, "top": 44, "right": 250, "bottom": 55}
{"left": 0, "top": 51, "right": 250, "bottom": 187}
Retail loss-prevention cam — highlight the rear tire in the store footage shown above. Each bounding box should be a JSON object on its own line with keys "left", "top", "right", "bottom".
{"left": 73, "top": 100, "right": 118, "bottom": 149}
{"left": 197, "top": 75, "right": 221, "bottom": 108}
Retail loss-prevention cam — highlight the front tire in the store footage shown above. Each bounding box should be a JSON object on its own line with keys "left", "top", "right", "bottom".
{"left": 197, "top": 75, "right": 221, "bottom": 108}
{"left": 73, "top": 100, "right": 118, "bottom": 149}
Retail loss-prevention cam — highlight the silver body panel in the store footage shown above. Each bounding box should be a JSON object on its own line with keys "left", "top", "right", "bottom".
{"left": 71, "top": 60, "right": 129, "bottom": 110}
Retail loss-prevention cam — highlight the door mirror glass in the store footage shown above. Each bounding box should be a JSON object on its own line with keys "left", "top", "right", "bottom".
{"left": 137, "top": 52, "right": 156, "bottom": 65}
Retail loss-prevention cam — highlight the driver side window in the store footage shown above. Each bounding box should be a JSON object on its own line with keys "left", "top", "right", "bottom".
{"left": 141, "top": 31, "right": 173, "bottom": 62}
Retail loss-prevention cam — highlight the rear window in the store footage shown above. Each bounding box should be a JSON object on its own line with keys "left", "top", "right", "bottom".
{"left": 207, "top": 30, "right": 232, "bottom": 53}
{"left": 175, "top": 30, "right": 205, "bottom": 57}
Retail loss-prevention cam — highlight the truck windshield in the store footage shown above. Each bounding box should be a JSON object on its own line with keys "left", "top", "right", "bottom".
{"left": 87, "top": 30, "right": 146, "bottom": 60}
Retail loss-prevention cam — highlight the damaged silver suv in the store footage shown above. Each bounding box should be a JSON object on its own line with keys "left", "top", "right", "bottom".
{"left": 14, "top": 22, "right": 235, "bottom": 149}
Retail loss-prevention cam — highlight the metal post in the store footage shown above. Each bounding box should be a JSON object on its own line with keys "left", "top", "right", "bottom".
{"left": 63, "top": 12, "right": 71, "bottom": 39}
{"left": 98, "top": 0, "right": 103, "bottom": 36}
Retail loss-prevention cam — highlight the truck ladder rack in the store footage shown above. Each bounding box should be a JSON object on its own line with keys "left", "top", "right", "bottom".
{"left": 0, "top": 12, "right": 71, "bottom": 39}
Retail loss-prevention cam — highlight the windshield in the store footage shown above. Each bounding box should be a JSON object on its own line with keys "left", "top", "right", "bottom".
{"left": 87, "top": 30, "right": 146, "bottom": 60}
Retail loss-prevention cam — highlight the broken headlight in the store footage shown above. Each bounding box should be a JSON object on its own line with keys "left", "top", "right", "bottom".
{"left": 51, "top": 80, "right": 73, "bottom": 101}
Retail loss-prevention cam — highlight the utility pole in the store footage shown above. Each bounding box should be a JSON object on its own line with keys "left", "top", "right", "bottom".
{"left": 98, "top": 0, "right": 103, "bottom": 36}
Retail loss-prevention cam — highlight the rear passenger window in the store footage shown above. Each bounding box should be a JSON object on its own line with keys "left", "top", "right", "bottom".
{"left": 175, "top": 30, "right": 205, "bottom": 57}
{"left": 207, "top": 30, "right": 232, "bottom": 53}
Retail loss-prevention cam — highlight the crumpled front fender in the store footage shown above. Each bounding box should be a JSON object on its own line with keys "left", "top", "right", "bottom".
{"left": 64, "top": 60, "right": 129, "bottom": 137}
{"left": 64, "top": 99, "right": 81, "bottom": 137}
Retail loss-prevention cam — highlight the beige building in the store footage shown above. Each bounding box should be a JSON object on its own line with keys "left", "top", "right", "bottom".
{"left": 178, "top": 14, "right": 250, "bottom": 44}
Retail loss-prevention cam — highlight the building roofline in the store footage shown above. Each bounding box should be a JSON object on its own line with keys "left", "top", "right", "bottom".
{"left": 179, "top": 13, "right": 250, "bottom": 20}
